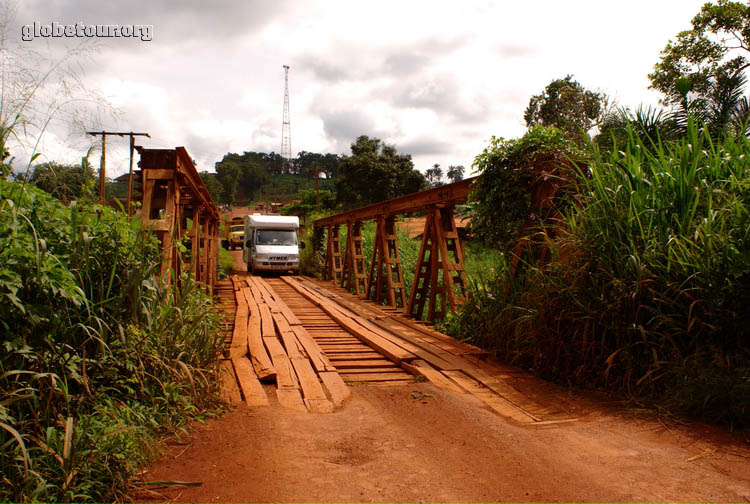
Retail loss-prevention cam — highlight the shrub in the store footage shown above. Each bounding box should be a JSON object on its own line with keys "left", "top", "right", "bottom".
{"left": 451, "top": 122, "right": 750, "bottom": 427}
{"left": 0, "top": 180, "right": 224, "bottom": 501}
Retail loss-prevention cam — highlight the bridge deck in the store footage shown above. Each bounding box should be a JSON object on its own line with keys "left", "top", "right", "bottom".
{"left": 220, "top": 274, "right": 572, "bottom": 425}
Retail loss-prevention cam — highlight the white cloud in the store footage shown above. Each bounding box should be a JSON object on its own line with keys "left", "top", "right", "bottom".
{"left": 12, "top": 0, "right": 709, "bottom": 178}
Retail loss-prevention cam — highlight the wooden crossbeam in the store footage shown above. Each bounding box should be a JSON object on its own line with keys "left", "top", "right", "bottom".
{"left": 314, "top": 177, "right": 475, "bottom": 227}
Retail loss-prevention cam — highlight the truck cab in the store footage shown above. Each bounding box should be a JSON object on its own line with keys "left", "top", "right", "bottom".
{"left": 223, "top": 217, "right": 244, "bottom": 250}
{"left": 243, "top": 214, "right": 304, "bottom": 275}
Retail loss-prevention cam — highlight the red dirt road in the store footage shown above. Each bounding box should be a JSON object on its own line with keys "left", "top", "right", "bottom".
{"left": 140, "top": 380, "right": 750, "bottom": 502}
{"left": 138, "top": 249, "right": 750, "bottom": 502}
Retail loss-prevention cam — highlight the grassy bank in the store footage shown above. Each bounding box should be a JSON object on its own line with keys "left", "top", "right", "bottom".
{"left": 0, "top": 180, "right": 224, "bottom": 501}
{"left": 450, "top": 124, "right": 750, "bottom": 428}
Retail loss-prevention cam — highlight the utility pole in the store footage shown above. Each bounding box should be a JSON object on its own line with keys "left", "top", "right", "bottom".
{"left": 87, "top": 131, "right": 150, "bottom": 206}
{"left": 315, "top": 165, "right": 320, "bottom": 214}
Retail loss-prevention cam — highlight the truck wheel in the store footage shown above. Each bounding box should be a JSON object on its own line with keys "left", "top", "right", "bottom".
{"left": 247, "top": 263, "right": 252, "bottom": 273}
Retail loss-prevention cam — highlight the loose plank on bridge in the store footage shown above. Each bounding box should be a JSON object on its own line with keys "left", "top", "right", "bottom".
{"left": 232, "top": 275, "right": 347, "bottom": 413}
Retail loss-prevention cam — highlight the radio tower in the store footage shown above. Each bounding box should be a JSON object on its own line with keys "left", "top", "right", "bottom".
{"left": 280, "top": 64, "right": 292, "bottom": 174}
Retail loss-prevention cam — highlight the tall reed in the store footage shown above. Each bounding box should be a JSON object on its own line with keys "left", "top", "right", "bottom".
{"left": 452, "top": 122, "right": 750, "bottom": 427}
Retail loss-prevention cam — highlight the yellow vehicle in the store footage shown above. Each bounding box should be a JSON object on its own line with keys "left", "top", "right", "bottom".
{"left": 223, "top": 217, "right": 245, "bottom": 250}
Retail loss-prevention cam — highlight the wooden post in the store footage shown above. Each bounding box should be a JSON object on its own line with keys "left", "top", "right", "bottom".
{"left": 99, "top": 134, "right": 106, "bottom": 202}
{"left": 315, "top": 167, "right": 320, "bottom": 214}
{"left": 191, "top": 205, "right": 203, "bottom": 281}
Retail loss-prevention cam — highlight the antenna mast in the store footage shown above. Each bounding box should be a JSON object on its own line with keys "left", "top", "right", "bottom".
{"left": 281, "top": 64, "right": 292, "bottom": 174}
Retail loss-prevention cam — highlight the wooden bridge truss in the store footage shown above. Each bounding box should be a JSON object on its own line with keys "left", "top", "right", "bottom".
{"left": 134, "top": 146, "right": 221, "bottom": 292}
{"left": 315, "top": 178, "right": 474, "bottom": 322}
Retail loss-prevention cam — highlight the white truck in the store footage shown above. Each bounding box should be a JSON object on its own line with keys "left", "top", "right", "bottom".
{"left": 242, "top": 214, "right": 304, "bottom": 275}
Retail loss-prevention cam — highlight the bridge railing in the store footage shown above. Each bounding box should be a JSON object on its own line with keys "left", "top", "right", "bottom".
{"left": 136, "top": 146, "right": 221, "bottom": 293}
{"left": 314, "top": 177, "right": 475, "bottom": 322}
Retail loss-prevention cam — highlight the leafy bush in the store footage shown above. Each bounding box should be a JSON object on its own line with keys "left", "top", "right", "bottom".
{"left": 0, "top": 180, "right": 224, "bottom": 501}
{"left": 470, "top": 126, "right": 584, "bottom": 250}
{"left": 452, "top": 123, "right": 750, "bottom": 427}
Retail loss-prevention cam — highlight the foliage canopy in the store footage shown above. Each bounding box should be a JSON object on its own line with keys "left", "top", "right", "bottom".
{"left": 470, "top": 126, "right": 584, "bottom": 250}
{"left": 335, "top": 135, "right": 427, "bottom": 208}
{"left": 524, "top": 75, "right": 607, "bottom": 141}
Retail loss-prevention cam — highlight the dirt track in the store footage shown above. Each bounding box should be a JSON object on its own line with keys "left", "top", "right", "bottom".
{"left": 138, "top": 248, "right": 750, "bottom": 503}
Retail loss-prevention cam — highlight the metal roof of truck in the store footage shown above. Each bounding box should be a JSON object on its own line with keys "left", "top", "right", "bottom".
{"left": 245, "top": 214, "right": 300, "bottom": 229}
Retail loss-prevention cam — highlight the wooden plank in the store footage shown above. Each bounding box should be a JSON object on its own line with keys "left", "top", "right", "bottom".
{"left": 331, "top": 359, "right": 394, "bottom": 368}
{"left": 340, "top": 372, "right": 412, "bottom": 382}
{"left": 306, "top": 276, "right": 483, "bottom": 355}
{"left": 252, "top": 278, "right": 302, "bottom": 325}
{"left": 459, "top": 366, "right": 541, "bottom": 421}
{"left": 291, "top": 326, "right": 336, "bottom": 373}
{"left": 282, "top": 277, "right": 414, "bottom": 363}
{"left": 400, "top": 360, "right": 466, "bottom": 394}
{"left": 263, "top": 337, "right": 299, "bottom": 390}
{"left": 276, "top": 388, "right": 306, "bottom": 412}
{"left": 258, "top": 303, "right": 275, "bottom": 339}
{"left": 314, "top": 177, "right": 475, "bottom": 227}
{"left": 289, "top": 357, "right": 334, "bottom": 414}
{"left": 442, "top": 370, "right": 535, "bottom": 424}
{"left": 294, "top": 277, "right": 459, "bottom": 370}
{"left": 229, "top": 289, "right": 249, "bottom": 359}
{"left": 242, "top": 289, "right": 276, "bottom": 381}
{"left": 273, "top": 313, "right": 303, "bottom": 359}
{"left": 318, "top": 371, "right": 350, "bottom": 407}
{"left": 328, "top": 353, "right": 384, "bottom": 360}
{"left": 231, "top": 357, "right": 269, "bottom": 407}
{"left": 219, "top": 359, "right": 242, "bottom": 404}
{"left": 341, "top": 367, "right": 404, "bottom": 374}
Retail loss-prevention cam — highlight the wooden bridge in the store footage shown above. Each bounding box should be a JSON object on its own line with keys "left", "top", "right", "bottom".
{"left": 218, "top": 273, "right": 573, "bottom": 426}
{"left": 316, "top": 177, "right": 476, "bottom": 322}
{"left": 125, "top": 151, "right": 570, "bottom": 425}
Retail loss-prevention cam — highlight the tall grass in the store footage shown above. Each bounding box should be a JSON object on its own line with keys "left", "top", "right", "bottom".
{"left": 0, "top": 179, "right": 224, "bottom": 501}
{"left": 451, "top": 122, "right": 750, "bottom": 427}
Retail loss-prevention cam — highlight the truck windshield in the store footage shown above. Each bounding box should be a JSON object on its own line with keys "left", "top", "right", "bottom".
{"left": 230, "top": 225, "right": 243, "bottom": 232}
{"left": 256, "top": 229, "right": 297, "bottom": 246}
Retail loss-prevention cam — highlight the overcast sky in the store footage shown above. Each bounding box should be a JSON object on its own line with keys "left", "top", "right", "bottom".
{"left": 12, "top": 0, "right": 707, "bottom": 179}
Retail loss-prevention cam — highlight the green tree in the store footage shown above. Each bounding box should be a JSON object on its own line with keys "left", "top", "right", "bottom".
{"left": 524, "top": 75, "right": 607, "bottom": 141}
{"left": 296, "top": 150, "right": 341, "bottom": 179}
{"left": 425, "top": 163, "right": 444, "bottom": 187}
{"left": 648, "top": 1, "right": 750, "bottom": 139}
{"left": 26, "top": 161, "right": 94, "bottom": 202}
{"left": 199, "top": 171, "right": 224, "bottom": 203}
{"left": 214, "top": 158, "right": 241, "bottom": 205}
{"left": 336, "top": 135, "right": 427, "bottom": 207}
{"left": 447, "top": 164, "right": 465, "bottom": 183}
{"left": 649, "top": 0, "right": 750, "bottom": 107}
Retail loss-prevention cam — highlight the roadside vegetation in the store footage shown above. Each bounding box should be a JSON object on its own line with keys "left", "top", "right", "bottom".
{"left": 443, "top": 0, "right": 750, "bottom": 428}
{"left": 0, "top": 177, "right": 224, "bottom": 501}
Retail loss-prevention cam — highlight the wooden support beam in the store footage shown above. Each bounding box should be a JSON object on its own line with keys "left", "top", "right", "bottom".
{"left": 341, "top": 221, "right": 367, "bottom": 297}
{"left": 323, "top": 224, "right": 343, "bottom": 287}
{"left": 191, "top": 205, "right": 203, "bottom": 281}
{"left": 407, "top": 206, "right": 468, "bottom": 322}
{"left": 367, "top": 216, "right": 406, "bottom": 308}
